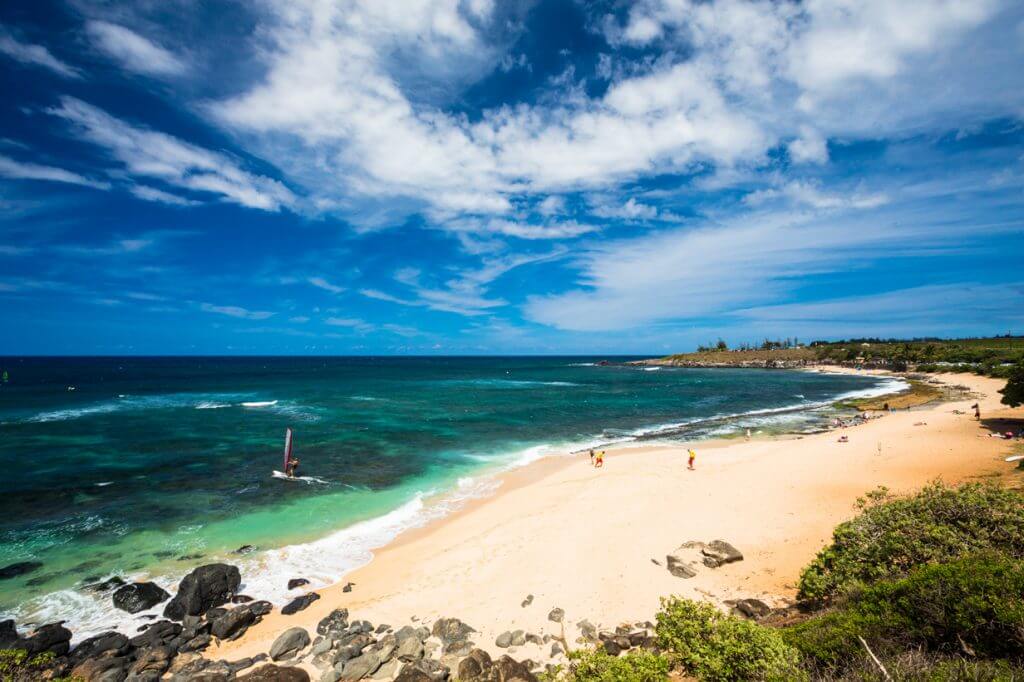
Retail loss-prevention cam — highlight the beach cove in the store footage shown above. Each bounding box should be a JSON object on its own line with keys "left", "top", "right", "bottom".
{"left": 208, "top": 369, "right": 1021, "bottom": 675}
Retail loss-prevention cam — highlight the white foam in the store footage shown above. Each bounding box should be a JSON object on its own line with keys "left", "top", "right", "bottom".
{"left": 642, "top": 367, "right": 661, "bottom": 372}
{"left": 24, "top": 393, "right": 252, "bottom": 422}
{"left": 195, "top": 402, "right": 229, "bottom": 410}
{"left": 240, "top": 400, "right": 278, "bottom": 408}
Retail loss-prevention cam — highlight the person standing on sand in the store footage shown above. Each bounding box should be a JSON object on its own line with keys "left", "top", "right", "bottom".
{"left": 972, "top": 403, "right": 981, "bottom": 420}
{"left": 595, "top": 451, "right": 604, "bottom": 468}
{"left": 589, "top": 448, "right": 595, "bottom": 466}
{"left": 687, "top": 449, "right": 696, "bottom": 470}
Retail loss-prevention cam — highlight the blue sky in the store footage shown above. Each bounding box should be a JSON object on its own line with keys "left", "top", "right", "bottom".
{"left": 1, "top": 0, "right": 1022, "bottom": 354}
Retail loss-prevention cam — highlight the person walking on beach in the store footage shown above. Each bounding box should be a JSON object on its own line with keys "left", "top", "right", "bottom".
{"left": 687, "top": 448, "right": 696, "bottom": 470}
{"left": 589, "top": 448, "right": 595, "bottom": 466}
{"left": 595, "top": 451, "right": 605, "bottom": 468}
{"left": 972, "top": 403, "right": 981, "bottom": 420}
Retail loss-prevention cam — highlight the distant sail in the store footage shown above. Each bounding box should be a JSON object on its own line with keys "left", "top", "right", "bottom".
{"left": 283, "top": 427, "right": 293, "bottom": 471}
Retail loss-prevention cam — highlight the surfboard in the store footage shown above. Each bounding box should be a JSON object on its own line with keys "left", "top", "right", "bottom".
{"left": 1006, "top": 455, "right": 1024, "bottom": 462}
{"left": 272, "top": 470, "right": 328, "bottom": 484}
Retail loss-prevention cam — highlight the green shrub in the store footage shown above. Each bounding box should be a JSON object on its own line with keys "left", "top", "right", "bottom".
{"left": 786, "top": 554, "right": 1024, "bottom": 670}
{"left": 0, "top": 649, "right": 79, "bottom": 682}
{"left": 564, "top": 648, "right": 670, "bottom": 682}
{"left": 655, "top": 597, "right": 806, "bottom": 681}
{"left": 798, "top": 482, "right": 1024, "bottom": 602}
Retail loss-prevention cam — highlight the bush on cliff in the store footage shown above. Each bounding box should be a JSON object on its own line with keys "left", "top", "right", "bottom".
{"left": 655, "top": 597, "right": 805, "bottom": 681}
{"left": 562, "top": 648, "right": 670, "bottom": 682}
{"left": 785, "top": 553, "right": 1024, "bottom": 670}
{"left": 798, "top": 482, "right": 1024, "bottom": 602}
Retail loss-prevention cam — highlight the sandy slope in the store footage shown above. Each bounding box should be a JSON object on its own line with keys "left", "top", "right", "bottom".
{"left": 213, "top": 371, "right": 1021, "bottom": 669}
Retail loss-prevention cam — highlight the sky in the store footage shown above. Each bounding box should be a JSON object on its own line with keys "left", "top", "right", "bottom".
{"left": 0, "top": 0, "right": 1022, "bottom": 355}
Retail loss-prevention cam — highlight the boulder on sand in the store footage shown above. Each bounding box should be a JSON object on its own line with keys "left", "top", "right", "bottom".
{"left": 163, "top": 563, "right": 241, "bottom": 621}
{"left": 547, "top": 608, "right": 564, "bottom": 623}
{"left": 317, "top": 608, "right": 350, "bottom": 636}
{"left": 288, "top": 578, "right": 310, "bottom": 590}
{"left": 112, "top": 581, "right": 170, "bottom": 613}
{"left": 282, "top": 592, "right": 320, "bottom": 615}
{"left": 270, "top": 627, "right": 311, "bottom": 661}
{"left": 665, "top": 549, "right": 698, "bottom": 579}
{"left": 210, "top": 605, "right": 256, "bottom": 640}
{"left": 701, "top": 540, "right": 743, "bottom": 568}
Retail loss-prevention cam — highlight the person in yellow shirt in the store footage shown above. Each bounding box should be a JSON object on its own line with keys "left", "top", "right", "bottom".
{"left": 595, "top": 451, "right": 605, "bottom": 468}
{"left": 687, "top": 449, "right": 695, "bottom": 470}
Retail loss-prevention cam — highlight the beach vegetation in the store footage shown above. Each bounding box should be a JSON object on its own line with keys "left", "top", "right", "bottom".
{"left": 999, "top": 362, "right": 1024, "bottom": 407}
{"left": 797, "top": 482, "right": 1024, "bottom": 602}
{"left": 785, "top": 553, "right": 1024, "bottom": 670}
{"left": 560, "top": 648, "right": 671, "bottom": 682}
{"left": 0, "top": 649, "right": 79, "bottom": 682}
{"left": 655, "top": 597, "right": 806, "bottom": 681}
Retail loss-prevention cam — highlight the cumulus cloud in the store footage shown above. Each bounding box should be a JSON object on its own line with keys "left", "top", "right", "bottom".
{"left": 49, "top": 97, "right": 295, "bottom": 211}
{"left": 591, "top": 197, "right": 659, "bottom": 220}
{"left": 85, "top": 21, "right": 186, "bottom": 77}
{"left": 0, "top": 29, "right": 82, "bottom": 78}
{"left": 195, "top": 0, "right": 1020, "bottom": 243}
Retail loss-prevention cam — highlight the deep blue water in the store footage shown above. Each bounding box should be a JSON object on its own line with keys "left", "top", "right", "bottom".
{"left": 0, "top": 356, "right": 896, "bottom": 636}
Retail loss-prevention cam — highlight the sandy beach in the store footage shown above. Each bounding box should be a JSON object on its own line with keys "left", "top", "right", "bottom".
{"left": 212, "top": 370, "right": 1021, "bottom": 670}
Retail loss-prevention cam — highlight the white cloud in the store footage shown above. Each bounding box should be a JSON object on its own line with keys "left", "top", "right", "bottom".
{"left": 85, "top": 21, "right": 186, "bottom": 77}
{"left": 199, "top": 303, "right": 275, "bottom": 320}
{"left": 591, "top": 197, "right": 658, "bottom": 220}
{"left": 129, "top": 184, "right": 201, "bottom": 206}
{"left": 49, "top": 97, "right": 295, "bottom": 211}
{"left": 325, "top": 316, "right": 374, "bottom": 333}
{"left": 788, "top": 126, "right": 829, "bottom": 165}
{"left": 195, "top": 0, "right": 1021, "bottom": 239}
{"left": 737, "top": 283, "right": 1024, "bottom": 326}
{"left": 362, "top": 248, "right": 566, "bottom": 317}
{"left": 0, "top": 154, "right": 109, "bottom": 190}
{"left": 523, "top": 191, "right": 987, "bottom": 332}
{"left": 537, "top": 195, "right": 566, "bottom": 216}
{"left": 745, "top": 181, "right": 889, "bottom": 210}
{"left": 0, "top": 29, "right": 82, "bottom": 78}
{"left": 307, "top": 276, "right": 346, "bottom": 294}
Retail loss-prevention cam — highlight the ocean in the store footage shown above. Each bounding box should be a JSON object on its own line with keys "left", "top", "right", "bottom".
{"left": 0, "top": 356, "right": 901, "bottom": 638}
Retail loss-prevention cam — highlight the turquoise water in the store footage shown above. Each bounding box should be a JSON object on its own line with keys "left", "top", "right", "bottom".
{"left": 0, "top": 356, "right": 898, "bottom": 636}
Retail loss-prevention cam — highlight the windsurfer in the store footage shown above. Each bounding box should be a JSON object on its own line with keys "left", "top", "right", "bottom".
{"left": 287, "top": 457, "right": 300, "bottom": 478}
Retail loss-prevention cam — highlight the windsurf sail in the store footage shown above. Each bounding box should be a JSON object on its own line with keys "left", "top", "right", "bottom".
{"left": 283, "top": 427, "right": 293, "bottom": 471}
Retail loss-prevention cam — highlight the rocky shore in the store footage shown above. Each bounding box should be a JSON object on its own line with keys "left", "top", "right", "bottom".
{"left": 628, "top": 357, "right": 815, "bottom": 369}
{"left": 1, "top": 535, "right": 770, "bottom": 682}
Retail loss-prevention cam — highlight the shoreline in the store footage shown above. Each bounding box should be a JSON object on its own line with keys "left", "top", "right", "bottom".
{"left": 2, "top": 366, "right": 899, "bottom": 642}
{"left": 208, "top": 370, "right": 1021, "bottom": 674}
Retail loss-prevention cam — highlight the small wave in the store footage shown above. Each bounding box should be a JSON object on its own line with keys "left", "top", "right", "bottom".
{"left": 24, "top": 393, "right": 251, "bottom": 423}
{"left": 350, "top": 396, "right": 386, "bottom": 402}
{"left": 567, "top": 362, "right": 596, "bottom": 367}
{"left": 442, "top": 379, "right": 580, "bottom": 389}
{"left": 642, "top": 367, "right": 661, "bottom": 372}
{"left": 195, "top": 402, "right": 229, "bottom": 410}
{"left": 240, "top": 400, "right": 278, "bottom": 408}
